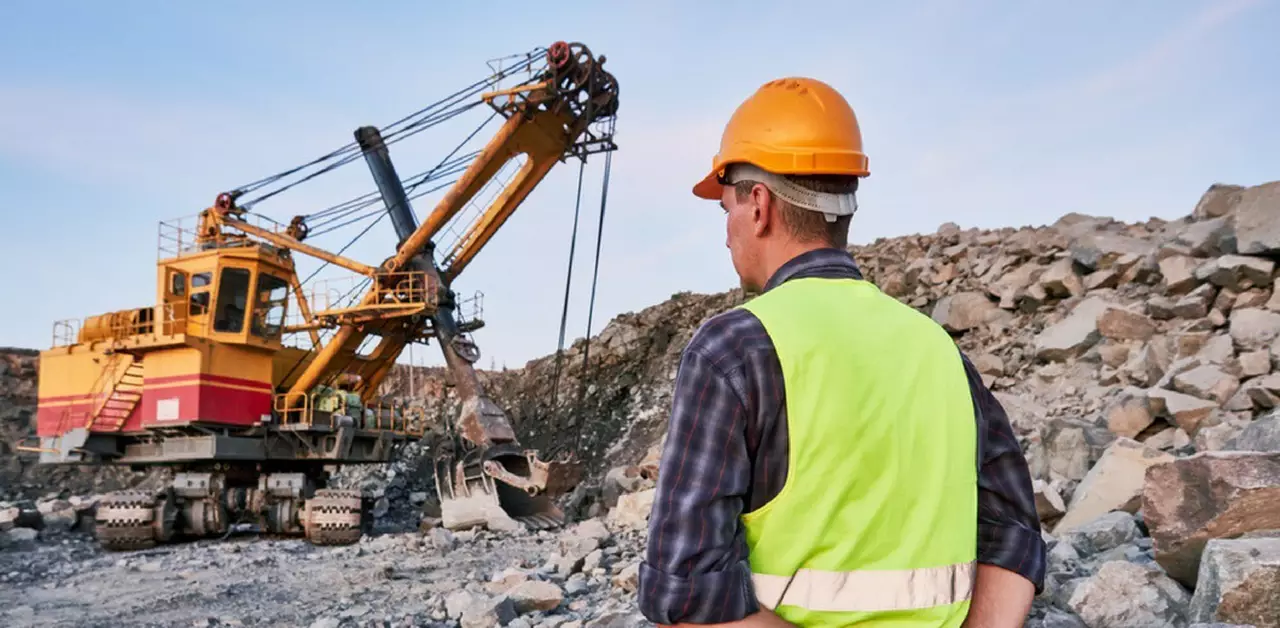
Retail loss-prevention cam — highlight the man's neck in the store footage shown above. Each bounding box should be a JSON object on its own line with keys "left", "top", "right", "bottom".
{"left": 760, "top": 241, "right": 836, "bottom": 287}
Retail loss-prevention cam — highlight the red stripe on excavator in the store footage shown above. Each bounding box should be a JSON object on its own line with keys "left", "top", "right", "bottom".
{"left": 36, "top": 374, "right": 272, "bottom": 405}
{"left": 36, "top": 382, "right": 272, "bottom": 436}
{"left": 144, "top": 373, "right": 273, "bottom": 390}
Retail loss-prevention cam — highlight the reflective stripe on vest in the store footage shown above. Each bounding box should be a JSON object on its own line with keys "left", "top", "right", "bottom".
{"left": 751, "top": 561, "right": 976, "bottom": 613}
{"left": 737, "top": 275, "right": 979, "bottom": 626}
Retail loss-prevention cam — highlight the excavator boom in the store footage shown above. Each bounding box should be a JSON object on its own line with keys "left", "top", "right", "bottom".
{"left": 222, "top": 41, "right": 616, "bottom": 530}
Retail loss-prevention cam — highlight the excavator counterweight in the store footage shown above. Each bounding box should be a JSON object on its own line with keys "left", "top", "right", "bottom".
{"left": 18, "top": 40, "right": 618, "bottom": 549}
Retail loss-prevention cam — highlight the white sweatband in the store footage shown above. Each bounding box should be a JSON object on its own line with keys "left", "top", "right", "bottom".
{"left": 724, "top": 163, "right": 858, "bottom": 223}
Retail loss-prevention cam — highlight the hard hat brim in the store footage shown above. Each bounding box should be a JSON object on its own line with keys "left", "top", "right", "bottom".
{"left": 692, "top": 169, "right": 723, "bottom": 200}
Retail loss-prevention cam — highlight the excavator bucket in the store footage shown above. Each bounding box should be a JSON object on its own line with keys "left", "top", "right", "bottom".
{"left": 434, "top": 446, "right": 582, "bottom": 531}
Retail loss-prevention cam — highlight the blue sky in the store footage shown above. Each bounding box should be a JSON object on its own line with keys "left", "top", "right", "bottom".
{"left": 1, "top": 0, "right": 1277, "bottom": 369}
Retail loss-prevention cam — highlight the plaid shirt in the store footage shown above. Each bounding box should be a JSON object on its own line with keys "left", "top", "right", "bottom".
{"left": 637, "top": 247, "right": 1046, "bottom": 625}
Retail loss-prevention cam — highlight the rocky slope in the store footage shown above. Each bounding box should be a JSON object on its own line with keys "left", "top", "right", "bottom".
{"left": 3, "top": 180, "right": 1280, "bottom": 626}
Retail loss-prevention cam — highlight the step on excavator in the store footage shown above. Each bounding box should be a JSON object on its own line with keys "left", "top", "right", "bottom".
{"left": 18, "top": 41, "right": 619, "bottom": 550}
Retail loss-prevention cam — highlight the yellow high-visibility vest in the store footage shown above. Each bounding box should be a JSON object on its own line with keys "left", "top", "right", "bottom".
{"left": 738, "top": 276, "right": 978, "bottom": 627}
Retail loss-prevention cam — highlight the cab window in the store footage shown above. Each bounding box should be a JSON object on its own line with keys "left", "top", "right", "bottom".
{"left": 190, "top": 272, "right": 212, "bottom": 316}
{"left": 213, "top": 268, "right": 251, "bottom": 333}
{"left": 251, "top": 274, "right": 290, "bottom": 338}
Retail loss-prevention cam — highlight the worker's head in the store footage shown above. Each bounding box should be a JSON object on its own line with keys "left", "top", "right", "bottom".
{"left": 693, "top": 77, "right": 869, "bottom": 293}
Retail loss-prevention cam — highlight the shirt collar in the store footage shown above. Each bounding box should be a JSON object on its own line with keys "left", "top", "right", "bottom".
{"left": 762, "top": 247, "right": 864, "bottom": 293}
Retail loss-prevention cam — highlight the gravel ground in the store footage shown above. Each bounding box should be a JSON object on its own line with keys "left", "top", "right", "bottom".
{"left": 0, "top": 520, "right": 649, "bottom": 628}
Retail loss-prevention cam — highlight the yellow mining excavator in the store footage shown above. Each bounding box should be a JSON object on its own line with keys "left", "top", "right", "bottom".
{"left": 21, "top": 41, "right": 618, "bottom": 549}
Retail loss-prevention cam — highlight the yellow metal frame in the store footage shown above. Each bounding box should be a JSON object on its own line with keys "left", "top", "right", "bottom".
{"left": 272, "top": 391, "right": 426, "bottom": 437}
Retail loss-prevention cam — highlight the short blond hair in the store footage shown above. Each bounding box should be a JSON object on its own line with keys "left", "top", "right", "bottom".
{"left": 733, "top": 174, "right": 859, "bottom": 248}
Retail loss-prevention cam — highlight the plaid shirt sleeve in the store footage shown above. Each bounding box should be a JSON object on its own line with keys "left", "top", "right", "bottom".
{"left": 638, "top": 314, "right": 760, "bottom": 625}
{"left": 637, "top": 309, "right": 1047, "bottom": 624}
{"left": 961, "top": 352, "right": 1047, "bottom": 592}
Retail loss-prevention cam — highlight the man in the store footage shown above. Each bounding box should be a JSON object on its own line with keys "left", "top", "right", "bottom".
{"left": 637, "top": 78, "right": 1045, "bottom": 627}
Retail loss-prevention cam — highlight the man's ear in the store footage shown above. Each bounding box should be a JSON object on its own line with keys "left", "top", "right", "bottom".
{"left": 750, "top": 184, "right": 773, "bottom": 238}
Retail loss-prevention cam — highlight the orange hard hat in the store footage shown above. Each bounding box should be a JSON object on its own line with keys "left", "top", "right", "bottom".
{"left": 693, "top": 77, "right": 870, "bottom": 200}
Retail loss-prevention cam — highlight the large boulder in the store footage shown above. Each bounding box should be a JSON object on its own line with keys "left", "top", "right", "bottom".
{"left": 1188, "top": 535, "right": 1280, "bottom": 628}
{"left": 1065, "top": 560, "right": 1191, "bottom": 628}
{"left": 1054, "top": 438, "right": 1174, "bottom": 533}
{"left": 1142, "top": 452, "right": 1280, "bottom": 586}
{"left": 1231, "top": 181, "right": 1280, "bottom": 255}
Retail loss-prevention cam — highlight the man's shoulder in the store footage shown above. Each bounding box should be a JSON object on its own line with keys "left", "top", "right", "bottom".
{"left": 684, "top": 306, "right": 774, "bottom": 373}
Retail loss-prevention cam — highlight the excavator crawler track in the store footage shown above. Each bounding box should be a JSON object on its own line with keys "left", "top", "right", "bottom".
{"left": 302, "top": 488, "right": 364, "bottom": 546}
{"left": 95, "top": 490, "right": 163, "bottom": 551}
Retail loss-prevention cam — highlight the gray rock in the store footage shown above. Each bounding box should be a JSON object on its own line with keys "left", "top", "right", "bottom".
{"left": 584, "top": 611, "right": 649, "bottom": 628}
{"left": 1039, "top": 259, "right": 1086, "bottom": 298}
{"left": 1034, "top": 609, "right": 1088, "bottom": 628}
{"left": 1148, "top": 388, "right": 1220, "bottom": 435}
{"left": 1238, "top": 349, "right": 1271, "bottom": 377}
{"left": 1193, "top": 183, "right": 1245, "bottom": 220}
{"left": 1035, "top": 479, "right": 1068, "bottom": 521}
{"left": 1196, "top": 421, "right": 1249, "bottom": 452}
{"left": 1172, "top": 365, "right": 1241, "bottom": 405}
{"left": 1197, "top": 255, "right": 1276, "bottom": 292}
{"left": 1231, "top": 181, "right": 1280, "bottom": 255}
{"left": 1161, "top": 255, "right": 1203, "bottom": 295}
{"left": 1228, "top": 414, "right": 1280, "bottom": 451}
{"left": 1104, "top": 387, "right": 1156, "bottom": 438}
{"left": 446, "top": 590, "right": 478, "bottom": 619}
{"left": 1066, "top": 560, "right": 1192, "bottom": 628}
{"left": 461, "top": 596, "right": 517, "bottom": 628}
{"left": 1041, "top": 419, "right": 1117, "bottom": 482}
{"left": 1178, "top": 217, "right": 1237, "bottom": 257}
{"left": 931, "top": 292, "right": 1008, "bottom": 333}
{"left": 5, "top": 527, "right": 38, "bottom": 550}
{"left": 1188, "top": 536, "right": 1280, "bottom": 627}
{"left": 1226, "top": 375, "right": 1277, "bottom": 411}
{"left": 1178, "top": 284, "right": 1220, "bottom": 318}
{"left": 508, "top": 580, "right": 564, "bottom": 613}
{"left": 1054, "top": 438, "right": 1174, "bottom": 534}
{"left": 1071, "top": 233, "right": 1154, "bottom": 272}
{"left": 1035, "top": 297, "right": 1116, "bottom": 362}
{"left": 563, "top": 575, "right": 590, "bottom": 596}
{"left": 1048, "top": 538, "right": 1083, "bottom": 575}
{"left": 1230, "top": 308, "right": 1280, "bottom": 352}
{"left": 1064, "top": 511, "right": 1141, "bottom": 556}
